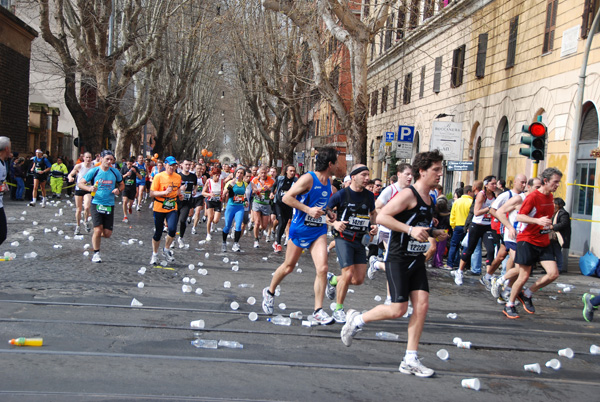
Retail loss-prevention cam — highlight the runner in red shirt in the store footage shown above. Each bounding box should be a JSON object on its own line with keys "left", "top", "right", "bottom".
{"left": 503, "top": 167, "right": 563, "bottom": 319}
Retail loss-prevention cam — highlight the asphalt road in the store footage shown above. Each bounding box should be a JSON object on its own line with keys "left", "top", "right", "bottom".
{"left": 0, "top": 196, "right": 599, "bottom": 401}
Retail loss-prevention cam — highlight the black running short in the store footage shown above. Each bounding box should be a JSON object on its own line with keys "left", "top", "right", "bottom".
{"left": 75, "top": 189, "right": 91, "bottom": 197}
{"left": 34, "top": 173, "right": 47, "bottom": 182}
{"left": 514, "top": 241, "right": 555, "bottom": 267}
{"left": 385, "top": 254, "right": 429, "bottom": 303}
{"left": 206, "top": 200, "right": 222, "bottom": 212}
{"left": 123, "top": 187, "right": 136, "bottom": 200}
{"left": 192, "top": 196, "right": 205, "bottom": 208}
{"left": 91, "top": 204, "right": 115, "bottom": 231}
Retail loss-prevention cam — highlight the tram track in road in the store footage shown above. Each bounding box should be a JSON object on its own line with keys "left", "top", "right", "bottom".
{"left": 1, "top": 347, "right": 599, "bottom": 389}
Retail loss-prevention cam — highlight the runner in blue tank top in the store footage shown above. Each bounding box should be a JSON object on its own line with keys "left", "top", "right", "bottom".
{"left": 261, "top": 147, "right": 340, "bottom": 325}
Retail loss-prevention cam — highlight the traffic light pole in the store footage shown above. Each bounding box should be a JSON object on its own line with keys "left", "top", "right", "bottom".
{"left": 532, "top": 160, "right": 539, "bottom": 179}
{"left": 565, "top": 8, "right": 600, "bottom": 215}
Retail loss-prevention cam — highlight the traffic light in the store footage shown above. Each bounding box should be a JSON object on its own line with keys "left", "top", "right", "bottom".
{"left": 519, "top": 120, "right": 546, "bottom": 161}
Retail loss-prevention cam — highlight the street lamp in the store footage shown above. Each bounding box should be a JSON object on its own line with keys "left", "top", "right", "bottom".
{"left": 435, "top": 113, "right": 455, "bottom": 119}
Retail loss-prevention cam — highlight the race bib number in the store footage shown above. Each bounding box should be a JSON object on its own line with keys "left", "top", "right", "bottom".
{"left": 540, "top": 226, "right": 552, "bottom": 235}
{"left": 348, "top": 216, "right": 370, "bottom": 228}
{"left": 407, "top": 239, "right": 431, "bottom": 254}
{"left": 125, "top": 178, "right": 135, "bottom": 186}
{"left": 482, "top": 213, "right": 492, "bottom": 223}
{"left": 96, "top": 204, "right": 112, "bottom": 214}
{"left": 184, "top": 191, "right": 192, "bottom": 200}
{"left": 35, "top": 167, "right": 42, "bottom": 173}
{"left": 304, "top": 214, "right": 326, "bottom": 227}
{"left": 162, "top": 198, "right": 176, "bottom": 210}
{"left": 233, "top": 195, "right": 245, "bottom": 203}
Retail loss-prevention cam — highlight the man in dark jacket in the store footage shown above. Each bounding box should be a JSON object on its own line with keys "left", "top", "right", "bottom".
{"left": 551, "top": 197, "right": 571, "bottom": 273}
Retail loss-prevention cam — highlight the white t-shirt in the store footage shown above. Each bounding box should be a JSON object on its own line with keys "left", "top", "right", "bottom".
{"left": 377, "top": 183, "right": 405, "bottom": 238}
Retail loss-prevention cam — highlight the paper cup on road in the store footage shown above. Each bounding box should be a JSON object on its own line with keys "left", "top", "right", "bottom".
{"left": 436, "top": 349, "right": 449, "bottom": 360}
{"left": 248, "top": 312, "right": 258, "bottom": 321}
{"left": 190, "top": 319, "right": 205, "bottom": 329}
{"left": 524, "top": 363, "right": 541, "bottom": 374}
{"left": 224, "top": 281, "right": 231, "bottom": 288}
{"left": 590, "top": 344, "right": 600, "bottom": 355}
{"left": 230, "top": 301, "right": 239, "bottom": 310}
{"left": 137, "top": 282, "right": 144, "bottom": 288}
{"left": 453, "top": 337, "right": 462, "bottom": 345}
{"left": 545, "top": 359, "right": 561, "bottom": 370}
{"left": 457, "top": 341, "right": 471, "bottom": 349}
{"left": 558, "top": 347, "right": 574, "bottom": 359}
{"left": 247, "top": 297, "right": 256, "bottom": 305}
{"left": 461, "top": 378, "right": 480, "bottom": 391}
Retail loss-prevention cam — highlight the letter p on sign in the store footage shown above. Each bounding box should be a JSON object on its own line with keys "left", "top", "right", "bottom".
{"left": 398, "top": 126, "right": 415, "bottom": 143}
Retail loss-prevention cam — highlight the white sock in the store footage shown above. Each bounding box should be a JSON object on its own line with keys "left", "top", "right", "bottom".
{"left": 405, "top": 350, "right": 418, "bottom": 363}
{"left": 484, "top": 273, "right": 492, "bottom": 280}
{"left": 524, "top": 287, "right": 533, "bottom": 298}
{"left": 353, "top": 313, "right": 365, "bottom": 328}
{"left": 498, "top": 275, "right": 505, "bottom": 284}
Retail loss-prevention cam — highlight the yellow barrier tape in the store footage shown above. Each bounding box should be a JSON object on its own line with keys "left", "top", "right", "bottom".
{"left": 567, "top": 182, "right": 600, "bottom": 189}
{"left": 570, "top": 217, "right": 600, "bottom": 223}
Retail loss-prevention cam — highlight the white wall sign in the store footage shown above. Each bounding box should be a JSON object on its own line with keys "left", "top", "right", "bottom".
{"left": 561, "top": 26, "right": 580, "bottom": 57}
{"left": 430, "top": 121, "right": 462, "bottom": 161}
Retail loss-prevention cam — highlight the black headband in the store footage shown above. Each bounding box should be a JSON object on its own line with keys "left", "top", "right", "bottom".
{"left": 350, "top": 166, "right": 369, "bottom": 176}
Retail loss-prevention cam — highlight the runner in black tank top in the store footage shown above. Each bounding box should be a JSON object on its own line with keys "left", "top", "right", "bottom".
{"left": 340, "top": 150, "right": 448, "bottom": 378}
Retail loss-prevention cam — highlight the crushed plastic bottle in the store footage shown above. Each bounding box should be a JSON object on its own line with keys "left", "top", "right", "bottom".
{"left": 191, "top": 339, "right": 218, "bottom": 349}
{"left": 197, "top": 262, "right": 204, "bottom": 267}
{"left": 205, "top": 252, "right": 210, "bottom": 258}
{"left": 218, "top": 340, "right": 243, "bottom": 349}
{"left": 137, "top": 267, "right": 146, "bottom": 275}
{"left": 22, "top": 230, "right": 30, "bottom": 236}
{"left": 24, "top": 252, "right": 38, "bottom": 259}
{"left": 224, "top": 281, "right": 231, "bottom": 289}
{"left": 376, "top": 331, "right": 400, "bottom": 341}
{"left": 53, "top": 244, "right": 63, "bottom": 249}
{"left": 58, "top": 230, "right": 64, "bottom": 235}
{"left": 238, "top": 283, "right": 254, "bottom": 288}
{"left": 10, "top": 241, "right": 19, "bottom": 247}
{"left": 267, "top": 315, "right": 292, "bottom": 326}
{"left": 73, "top": 235, "right": 84, "bottom": 240}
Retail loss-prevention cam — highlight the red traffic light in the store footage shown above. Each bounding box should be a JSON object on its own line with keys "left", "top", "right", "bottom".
{"left": 528, "top": 121, "right": 547, "bottom": 137}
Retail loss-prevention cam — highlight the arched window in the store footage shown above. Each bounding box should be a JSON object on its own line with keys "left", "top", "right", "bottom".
{"left": 411, "top": 131, "right": 420, "bottom": 161}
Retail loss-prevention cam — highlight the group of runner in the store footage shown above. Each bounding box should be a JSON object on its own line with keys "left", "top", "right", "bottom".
{"left": 23, "top": 145, "right": 573, "bottom": 378}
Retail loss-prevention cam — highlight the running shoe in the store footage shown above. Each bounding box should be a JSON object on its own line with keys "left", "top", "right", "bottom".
{"left": 232, "top": 242, "right": 240, "bottom": 252}
{"left": 440, "top": 264, "right": 452, "bottom": 270}
{"left": 501, "top": 288, "right": 511, "bottom": 302}
{"left": 177, "top": 237, "right": 185, "bottom": 249}
{"left": 136, "top": 206, "right": 142, "bottom": 212}
{"left": 262, "top": 287, "right": 274, "bottom": 315}
{"left": 384, "top": 296, "right": 392, "bottom": 305}
{"left": 582, "top": 293, "right": 595, "bottom": 322}
{"left": 451, "top": 269, "right": 463, "bottom": 286}
{"left": 122, "top": 217, "right": 129, "bottom": 223}
{"left": 74, "top": 225, "right": 81, "bottom": 235}
{"left": 91, "top": 252, "right": 102, "bottom": 263}
{"left": 312, "top": 308, "right": 334, "bottom": 325}
{"left": 28, "top": 201, "right": 36, "bottom": 207}
{"left": 517, "top": 292, "right": 535, "bottom": 314}
{"left": 479, "top": 276, "right": 492, "bottom": 291}
{"left": 284, "top": 237, "right": 288, "bottom": 246}
{"left": 206, "top": 234, "right": 212, "bottom": 241}
{"left": 150, "top": 254, "right": 158, "bottom": 265}
{"left": 367, "top": 255, "right": 379, "bottom": 280}
{"left": 41, "top": 198, "right": 46, "bottom": 208}
{"left": 399, "top": 358, "right": 435, "bottom": 378}
{"left": 254, "top": 240, "right": 259, "bottom": 248}
{"left": 340, "top": 309, "right": 361, "bottom": 346}
{"left": 490, "top": 277, "right": 501, "bottom": 298}
{"left": 272, "top": 242, "right": 278, "bottom": 252}
{"left": 221, "top": 243, "right": 227, "bottom": 252}
{"left": 191, "top": 227, "right": 197, "bottom": 235}
{"left": 187, "top": 216, "right": 192, "bottom": 224}
{"left": 332, "top": 308, "right": 346, "bottom": 324}
{"left": 162, "top": 248, "right": 175, "bottom": 263}
{"left": 202, "top": 216, "right": 207, "bottom": 223}
{"left": 275, "top": 244, "right": 282, "bottom": 253}
{"left": 326, "top": 272, "right": 337, "bottom": 300}
{"left": 128, "top": 205, "right": 133, "bottom": 214}
{"left": 503, "top": 304, "right": 519, "bottom": 319}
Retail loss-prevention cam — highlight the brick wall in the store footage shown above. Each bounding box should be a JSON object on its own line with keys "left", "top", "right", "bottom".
{"left": 0, "top": 42, "right": 30, "bottom": 154}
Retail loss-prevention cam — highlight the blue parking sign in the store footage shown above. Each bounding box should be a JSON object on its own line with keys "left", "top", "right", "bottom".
{"left": 397, "top": 125, "right": 415, "bottom": 142}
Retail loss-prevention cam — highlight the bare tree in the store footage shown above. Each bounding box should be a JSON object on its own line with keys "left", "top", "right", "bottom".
{"left": 263, "top": 0, "right": 392, "bottom": 164}
{"left": 36, "top": 0, "right": 188, "bottom": 154}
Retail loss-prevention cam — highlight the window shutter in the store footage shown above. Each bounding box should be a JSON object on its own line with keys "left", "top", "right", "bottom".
{"left": 506, "top": 15, "right": 519, "bottom": 69}
{"left": 433, "top": 56, "right": 442, "bottom": 93}
{"left": 476, "top": 33, "right": 488, "bottom": 78}
{"left": 420, "top": 66, "right": 425, "bottom": 98}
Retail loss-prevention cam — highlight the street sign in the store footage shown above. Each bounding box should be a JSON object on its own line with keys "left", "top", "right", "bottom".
{"left": 396, "top": 125, "right": 414, "bottom": 158}
{"left": 385, "top": 131, "right": 395, "bottom": 146}
{"left": 447, "top": 161, "right": 474, "bottom": 171}
{"left": 346, "top": 153, "right": 353, "bottom": 161}
{"left": 431, "top": 121, "right": 462, "bottom": 161}
{"left": 397, "top": 125, "right": 415, "bottom": 142}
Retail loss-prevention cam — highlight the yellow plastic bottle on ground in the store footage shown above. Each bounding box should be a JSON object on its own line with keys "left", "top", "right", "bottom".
{"left": 9, "top": 337, "right": 43, "bottom": 346}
